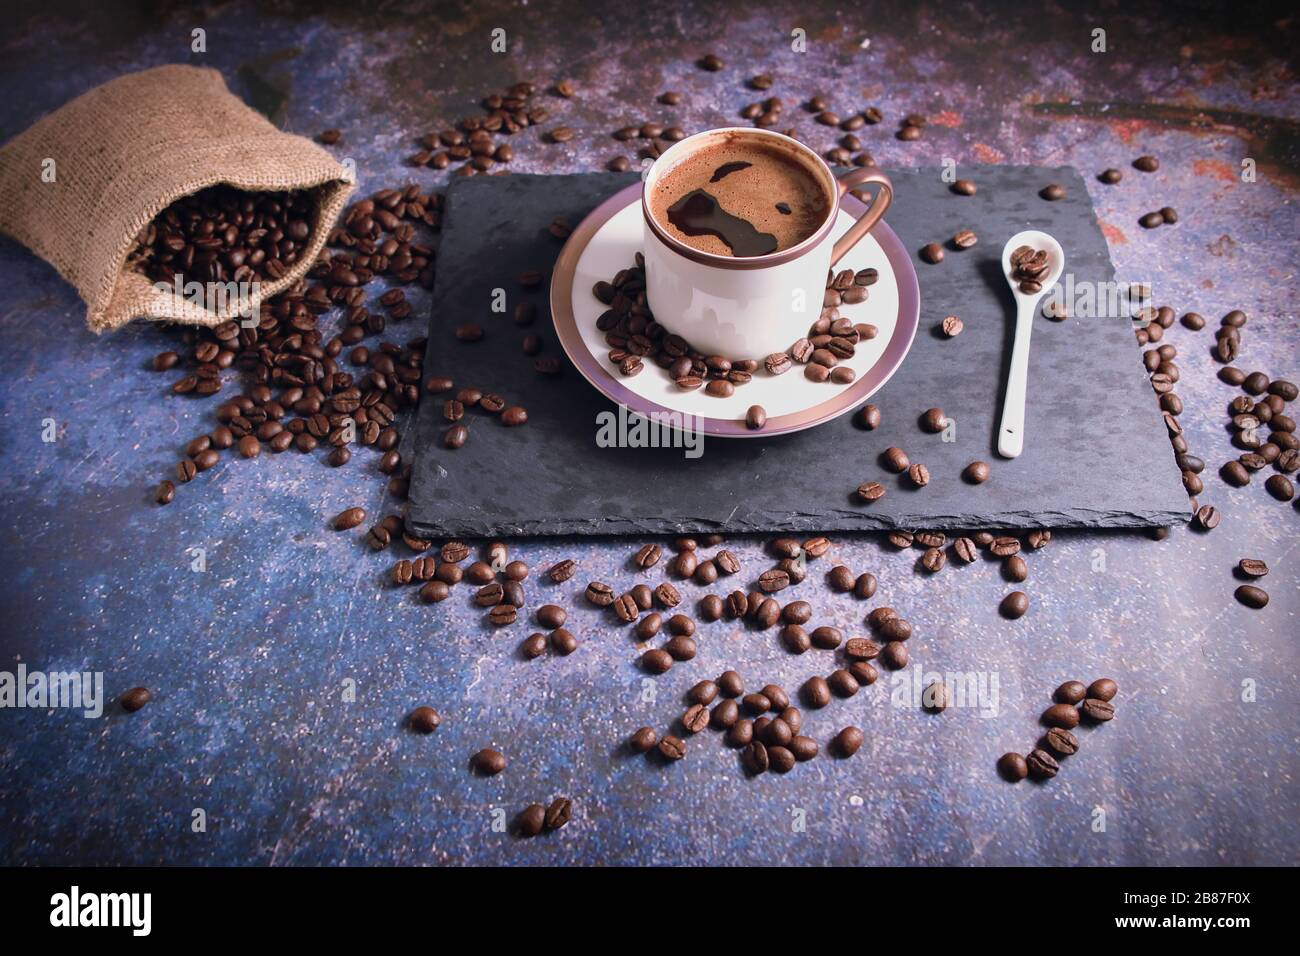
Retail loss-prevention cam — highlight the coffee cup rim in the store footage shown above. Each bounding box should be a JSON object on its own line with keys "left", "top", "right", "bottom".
{"left": 641, "top": 127, "right": 840, "bottom": 270}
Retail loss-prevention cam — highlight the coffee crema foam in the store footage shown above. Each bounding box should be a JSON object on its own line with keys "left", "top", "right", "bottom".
{"left": 650, "top": 136, "right": 830, "bottom": 257}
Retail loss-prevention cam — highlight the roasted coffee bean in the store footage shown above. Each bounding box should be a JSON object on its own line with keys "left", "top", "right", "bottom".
{"left": 666, "top": 614, "right": 695, "bottom": 637}
{"left": 536, "top": 604, "right": 566, "bottom": 629}
{"left": 658, "top": 735, "right": 686, "bottom": 760}
{"left": 997, "top": 752, "right": 1029, "bottom": 781}
{"left": 488, "top": 604, "right": 516, "bottom": 626}
{"left": 629, "top": 726, "right": 657, "bottom": 753}
{"left": 636, "top": 612, "right": 662, "bottom": 640}
{"left": 828, "top": 669, "right": 860, "bottom": 697}
{"left": 1045, "top": 728, "right": 1079, "bottom": 756}
{"left": 408, "top": 705, "right": 442, "bottom": 734}
{"left": 1234, "top": 585, "right": 1269, "bottom": 609}
{"left": 832, "top": 726, "right": 864, "bottom": 757}
{"left": 951, "top": 179, "right": 977, "bottom": 195}
{"left": 547, "top": 559, "right": 576, "bottom": 583}
{"left": 758, "top": 568, "right": 791, "bottom": 593}
{"left": 120, "top": 687, "right": 152, "bottom": 712}
{"left": 640, "top": 648, "right": 673, "bottom": 673}
{"left": 878, "top": 617, "right": 912, "bottom": 642}
{"left": 1081, "top": 698, "right": 1115, "bottom": 722}
{"left": 811, "top": 625, "right": 843, "bottom": 649}
{"left": 1055, "top": 680, "right": 1087, "bottom": 704}
{"left": 921, "top": 407, "right": 947, "bottom": 433}
{"left": 941, "top": 315, "right": 964, "bottom": 337}
{"left": 741, "top": 741, "right": 770, "bottom": 775}
{"left": 1039, "top": 183, "right": 1065, "bottom": 201}
{"left": 867, "top": 606, "right": 898, "bottom": 628}
{"left": 699, "top": 594, "right": 724, "bottom": 621}
{"left": 713, "top": 550, "right": 740, "bottom": 576}
{"left": 1194, "top": 505, "right": 1221, "bottom": 530}
{"left": 613, "top": 593, "right": 640, "bottom": 622}
{"left": 827, "top": 565, "right": 855, "bottom": 592}
{"left": 1043, "top": 703, "right": 1081, "bottom": 729}
{"left": 760, "top": 685, "right": 790, "bottom": 713}
{"left": 725, "top": 719, "right": 754, "bottom": 748}
{"left": 654, "top": 582, "right": 681, "bottom": 608}
{"left": 845, "top": 637, "right": 881, "bottom": 660}
{"left": 682, "top": 703, "right": 711, "bottom": 734}
{"left": 856, "top": 481, "right": 886, "bottom": 502}
{"left": 883, "top": 447, "right": 910, "bottom": 472}
{"left": 963, "top": 460, "right": 990, "bottom": 484}
{"left": 585, "top": 581, "right": 614, "bottom": 606}
{"left": 762, "top": 716, "right": 793, "bottom": 748}
{"left": 686, "top": 680, "right": 719, "bottom": 707}
{"left": 634, "top": 543, "right": 662, "bottom": 568}
{"left": 1026, "top": 749, "right": 1059, "bottom": 779}
{"left": 920, "top": 242, "right": 944, "bottom": 263}
{"left": 707, "top": 698, "right": 739, "bottom": 730}
{"left": 922, "top": 680, "right": 953, "bottom": 712}
{"left": 521, "top": 633, "right": 548, "bottom": 659}
{"left": 154, "top": 479, "right": 176, "bottom": 504}
{"left": 851, "top": 572, "right": 877, "bottom": 600}
{"left": 745, "top": 405, "right": 767, "bottom": 430}
{"left": 1133, "top": 155, "right": 1159, "bottom": 172}
{"left": 881, "top": 641, "right": 909, "bottom": 669}
{"left": 855, "top": 404, "right": 882, "bottom": 430}
{"left": 802, "top": 676, "right": 832, "bottom": 709}
{"left": 717, "top": 670, "right": 744, "bottom": 698}
{"left": 1237, "top": 558, "right": 1268, "bottom": 578}
{"left": 1000, "top": 591, "right": 1029, "bottom": 619}
{"left": 990, "top": 536, "right": 1021, "bottom": 557}
{"left": 1266, "top": 474, "right": 1294, "bottom": 501}
{"left": 920, "top": 547, "right": 945, "bottom": 572}
{"left": 782, "top": 624, "right": 811, "bottom": 653}
{"left": 1082, "top": 679, "right": 1116, "bottom": 703}
{"left": 472, "top": 748, "right": 507, "bottom": 775}
{"left": 671, "top": 551, "right": 698, "bottom": 578}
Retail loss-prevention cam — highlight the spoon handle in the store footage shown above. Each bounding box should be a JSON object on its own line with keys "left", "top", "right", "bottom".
{"left": 998, "top": 297, "right": 1038, "bottom": 458}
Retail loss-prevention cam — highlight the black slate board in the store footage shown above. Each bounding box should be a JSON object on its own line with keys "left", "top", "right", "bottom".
{"left": 406, "top": 168, "right": 1188, "bottom": 538}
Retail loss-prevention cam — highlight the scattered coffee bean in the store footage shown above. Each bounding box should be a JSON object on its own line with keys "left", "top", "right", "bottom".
{"left": 120, "top": 687, "right": 152, "bottom": 712}
{"left": 1237, "top": 558, "right": 1268, "bottom": 578}
{"left": 832, "top": 726, "right": 864, "bottom": 757}
{"left": 1000, "top": 591, "right": 1029, "bottom": 619}
{"left": 472, "top": 748, "right": 507, "bottom": 775}
{"left": 1026, "top": 749, "right": 1060, "bottom": 778}
{"left": 410, "top": 706, "right": 442, "bottom": 733}
{"left": 1081, "top": 699, "right": 1115, "bottom": 722}
{"left": 1234, "top": 585, "right": 1269, "bottom": 609}
{"left": 997, "top": 752, "right": 1029, "bottom": 781}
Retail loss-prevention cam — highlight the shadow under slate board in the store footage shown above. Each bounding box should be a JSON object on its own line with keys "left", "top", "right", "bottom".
{"left": 405, "top": 169, "right": 1188, "bottom": 539}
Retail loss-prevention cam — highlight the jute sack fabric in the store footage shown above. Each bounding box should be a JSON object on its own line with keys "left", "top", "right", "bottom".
{"left": 0, "top": 64, "right": 354, "bottom": 333}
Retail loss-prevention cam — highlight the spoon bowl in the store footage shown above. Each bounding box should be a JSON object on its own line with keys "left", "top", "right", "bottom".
{"left": 997, "top": 230, "right": 1066, "bottom": 458}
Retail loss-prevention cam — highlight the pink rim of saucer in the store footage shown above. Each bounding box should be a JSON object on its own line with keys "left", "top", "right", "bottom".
{"left": 548, "top": 181, "right": 920, "bottom": 438}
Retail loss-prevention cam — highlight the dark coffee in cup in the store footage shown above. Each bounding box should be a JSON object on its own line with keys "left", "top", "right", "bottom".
{"left": 647, "top": 132, "right": 831, "bottom": 258}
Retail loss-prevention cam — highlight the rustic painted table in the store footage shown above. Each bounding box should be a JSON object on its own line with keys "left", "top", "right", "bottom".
{"left": 0, "top": 1, "right": 1295, "bottom": 865}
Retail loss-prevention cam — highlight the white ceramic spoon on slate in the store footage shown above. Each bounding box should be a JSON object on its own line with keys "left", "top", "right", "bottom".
{"left": 997, "top": 230, "right": 1065, "bottom": 458}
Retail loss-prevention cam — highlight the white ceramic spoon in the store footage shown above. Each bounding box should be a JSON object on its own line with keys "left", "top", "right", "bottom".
{"left": 997, "top": 230, "right": 1065, "bottom": 458}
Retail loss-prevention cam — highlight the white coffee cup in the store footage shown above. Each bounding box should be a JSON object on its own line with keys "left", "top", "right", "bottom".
{"left": 641, "top": 126, "right": 892, "bottom": 359}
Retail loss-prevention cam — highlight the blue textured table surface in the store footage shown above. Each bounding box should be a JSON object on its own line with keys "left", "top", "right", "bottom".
{"left": 0, "top": 1, "right": 1296, "bottom": 866}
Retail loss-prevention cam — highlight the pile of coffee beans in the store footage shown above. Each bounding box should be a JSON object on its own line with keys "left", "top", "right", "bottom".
{"left": 1008, "top": 244, "right": 1050, "bottom": 294}
{"left": 410, "top": 81, "right": 560, "bottom": 176}
{"left": 151, "top": 183, "right": 443, "bottom": 505}
{"left": 591, "top": 256, "right": 876, "bottom": 416}
{"left": 998, "top": 678, "right": 1117, "bottom": 782}
{"left": 127, "top": 184, "right": 319, "bottom": 286}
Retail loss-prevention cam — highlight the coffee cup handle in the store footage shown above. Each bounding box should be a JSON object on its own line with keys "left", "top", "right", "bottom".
{"left": 830, "top": 168, "right": 893, "bottom": 266}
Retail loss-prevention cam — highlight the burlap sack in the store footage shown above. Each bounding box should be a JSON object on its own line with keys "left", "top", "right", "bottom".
{"left": 0, "top": 64, "right": 354, "bottom": 333}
